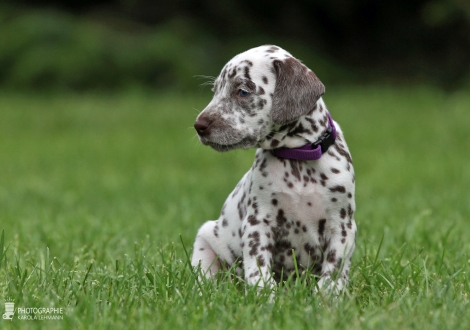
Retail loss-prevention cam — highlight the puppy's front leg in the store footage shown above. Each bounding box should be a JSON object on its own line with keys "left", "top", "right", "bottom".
{"left": 242, "top": 217, "right": 276, "bottom": 288}
{"left": 316, "top": 215, "right": 356, "bottom": 294}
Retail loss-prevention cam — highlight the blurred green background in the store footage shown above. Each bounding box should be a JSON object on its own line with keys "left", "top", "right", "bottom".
{"left": 1, "top": 3, "right": 470, "bottom": 328}
{"left": 1, "top": 0, "right": 470, "bottom": 91}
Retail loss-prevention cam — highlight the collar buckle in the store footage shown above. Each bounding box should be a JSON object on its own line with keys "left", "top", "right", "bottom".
{"left": 312, "top": 126, "right": 335, "bottom": 154}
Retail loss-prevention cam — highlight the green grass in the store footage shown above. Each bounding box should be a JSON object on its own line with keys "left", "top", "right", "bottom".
{"left": 0, "top": 86, "right": 469, "bottom": 329}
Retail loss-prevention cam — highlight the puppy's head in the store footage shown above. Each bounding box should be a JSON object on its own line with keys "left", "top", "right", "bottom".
{"left": 194, "top": 45, "right": 324, "bottom": 152}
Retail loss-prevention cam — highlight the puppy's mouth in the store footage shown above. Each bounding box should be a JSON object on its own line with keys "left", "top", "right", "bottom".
{"left": 199, "top": 136, "right": 257, "bottom": 152}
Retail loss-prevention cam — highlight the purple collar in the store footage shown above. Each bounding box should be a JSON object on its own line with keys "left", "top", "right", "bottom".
{"left": 271, "top": 112, "right": 337, "bottom": 161}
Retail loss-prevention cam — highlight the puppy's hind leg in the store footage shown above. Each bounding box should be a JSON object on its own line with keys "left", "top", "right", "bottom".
{"left": 191, "top": 220, "right": 223, "bottom": 277}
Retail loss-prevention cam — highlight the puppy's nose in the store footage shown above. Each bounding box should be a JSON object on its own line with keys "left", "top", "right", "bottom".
{"left": 194, "top": 117, "right": 212, "bottom": 136}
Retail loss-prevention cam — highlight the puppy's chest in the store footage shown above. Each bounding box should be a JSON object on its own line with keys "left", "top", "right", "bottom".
{"left": 249, "top": 156, "right": 329, "bottom": 229}
{"left": 252, "top": 183, "right": 327, "bottom": 243}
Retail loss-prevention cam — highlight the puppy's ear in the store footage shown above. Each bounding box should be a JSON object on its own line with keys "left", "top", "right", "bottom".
{"left": 271, "top": 57, "right": 325, "bottom": 125}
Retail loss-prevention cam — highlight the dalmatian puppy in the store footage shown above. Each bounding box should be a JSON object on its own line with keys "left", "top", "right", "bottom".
{"left": 191, "top": 45, "right": 356, "bottom": 293}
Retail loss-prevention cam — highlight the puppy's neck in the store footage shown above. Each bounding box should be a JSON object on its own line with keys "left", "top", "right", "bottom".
{"left": 259, "top": 98, "right": 331, "bottom": 150}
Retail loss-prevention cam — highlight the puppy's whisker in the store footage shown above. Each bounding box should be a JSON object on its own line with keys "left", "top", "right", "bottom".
{"left": 195, "top": 75, "right": 216, "bottom": 91}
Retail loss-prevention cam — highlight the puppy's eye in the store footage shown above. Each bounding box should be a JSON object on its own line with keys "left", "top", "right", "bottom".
{"left": 237, "top": 89, "right": 251, "bottom": 97}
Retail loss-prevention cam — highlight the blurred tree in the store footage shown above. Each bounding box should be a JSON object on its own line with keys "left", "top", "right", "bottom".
{"left": 3, "top": 0, "right": 470, "bottom": 89}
